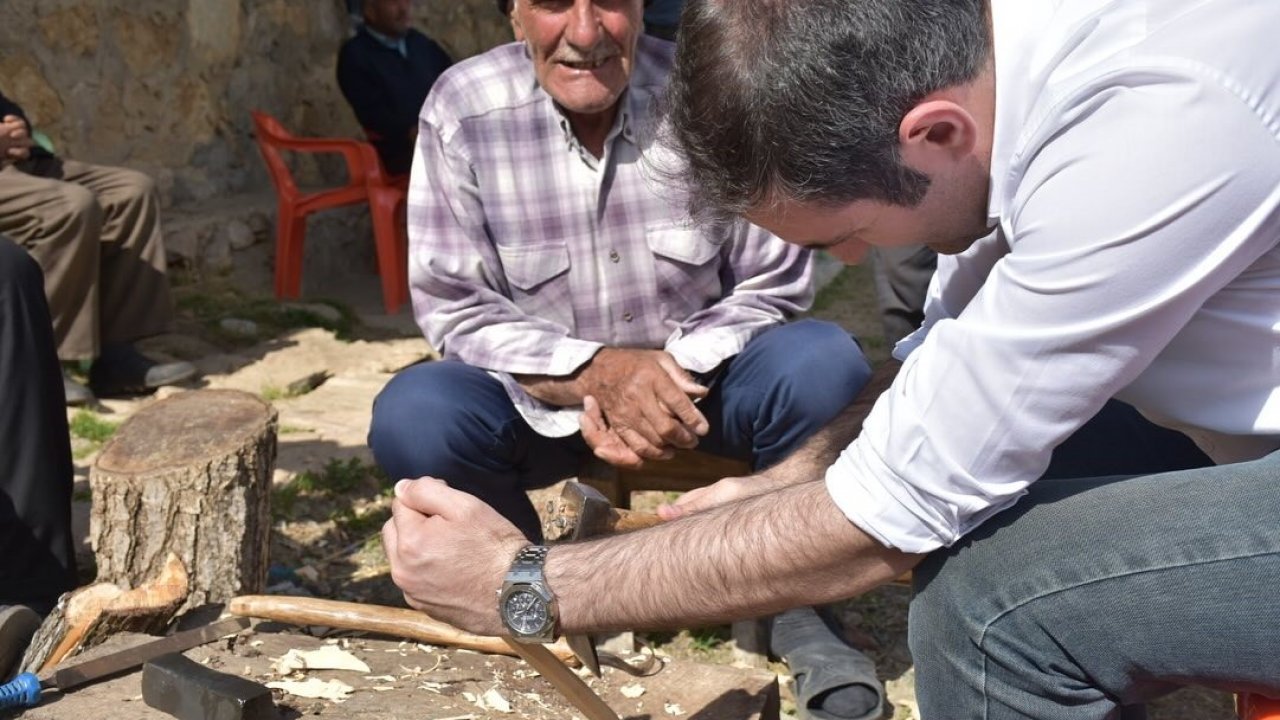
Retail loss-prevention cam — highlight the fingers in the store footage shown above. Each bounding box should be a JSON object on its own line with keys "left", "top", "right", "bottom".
{"left": 581, "top": 395, "right": 646, "bottom": 468}
{"left": 657, "top": 484, "right": 713, "bottom": 520}
{"left": 656, "top": 476, "right": 753, "bottom": 519}
{"left": 616, "top": 423, "right": 674, "bottom": 461}
{"left": 656, "top": 353, "right": 710, "bottom": 399}
{"left": 392, "top": 475, "right": 452, "bottom": 512}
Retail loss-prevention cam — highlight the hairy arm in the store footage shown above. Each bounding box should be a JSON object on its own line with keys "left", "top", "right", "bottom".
{"left": 659, "top": 359, "right": 901, "bottom": 518}
{"left": 384, "top": 475, "right": 920, "bottom": 636}
{"left": 549, "top": 481, "right": 919, "bottom": 632}
{"left": 763, "top": 359, "right": 901, "bottom": 485}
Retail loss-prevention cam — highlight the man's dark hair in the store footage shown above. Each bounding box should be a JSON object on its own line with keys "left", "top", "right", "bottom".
{"left": 664, "top": 0, "right": 990, "bottom": 221}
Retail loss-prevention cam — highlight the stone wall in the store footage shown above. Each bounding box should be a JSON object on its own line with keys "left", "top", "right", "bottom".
{"left": 1, "top": 0, "right": 511, "bottom": 207}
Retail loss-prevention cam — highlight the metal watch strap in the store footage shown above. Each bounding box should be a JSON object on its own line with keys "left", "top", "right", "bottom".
{"left": 510, "top": 545, "right": 550, "bottom": 574}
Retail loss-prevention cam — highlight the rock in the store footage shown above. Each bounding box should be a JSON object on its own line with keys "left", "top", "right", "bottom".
{"left": 282, "top": 302, "right": 343, "bottom": 325}
{"left": 220, "top": 318, "right": 258, "bottom": 337}
{"left": 164, "top": 224, "right": 210, "bottom": 266}
{"left": 247, "top": 212, "right": 271, "bottom": 241}
{"left": 202, "top": 229, "right": 233, "bottom": 272}
{"left": 225, "top": 218, "right": 257, "bottom": 250}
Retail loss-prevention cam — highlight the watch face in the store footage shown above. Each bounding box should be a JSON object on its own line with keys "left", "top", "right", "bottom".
{"left": 503, "top": 589, "right": 549, "bottom": 636}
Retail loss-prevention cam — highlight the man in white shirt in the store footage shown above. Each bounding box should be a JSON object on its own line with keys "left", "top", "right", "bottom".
{"left": 380, "top": 1, "right": 1280, "bottom": 716}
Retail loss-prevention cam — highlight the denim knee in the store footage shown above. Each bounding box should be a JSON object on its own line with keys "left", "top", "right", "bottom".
{"left": 760, "top": 319, "right": 872, "bottom": 424}
{"left": 368, "top": 361, "right": 511, "bottom": 482}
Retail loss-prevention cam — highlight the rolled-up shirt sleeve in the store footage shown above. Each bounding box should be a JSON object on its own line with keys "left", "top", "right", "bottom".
{"left": 407, "top": 109, "right": 603, "bottom": 377}
{"left": 665, "top": 222, "right": 814, "bottom": 373}
{"left": 828, "top": 68, "right": 1280, "bottom": 553}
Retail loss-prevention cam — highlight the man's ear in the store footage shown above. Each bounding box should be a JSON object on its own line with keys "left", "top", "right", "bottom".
{"left": 898, "top": 99, "right": 977, "bottom": 171}
{"left": 508, "top": 1, "right": 526, "bottom": 42}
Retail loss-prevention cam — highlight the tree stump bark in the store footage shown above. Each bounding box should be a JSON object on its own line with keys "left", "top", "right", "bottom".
{"left": 90, "top": 389, "right": 277, "bottom": 614}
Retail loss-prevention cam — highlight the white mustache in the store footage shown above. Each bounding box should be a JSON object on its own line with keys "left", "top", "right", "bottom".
{"left": 551, "top": 42, "right": 619, "bottom": 65}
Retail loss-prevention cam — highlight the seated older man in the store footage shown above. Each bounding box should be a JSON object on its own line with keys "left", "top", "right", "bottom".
{"left": 368, "top": 2, "right": 885, "bottom": 718}
{"left": 0, "top": 90, "right": 194, "bottom": 405}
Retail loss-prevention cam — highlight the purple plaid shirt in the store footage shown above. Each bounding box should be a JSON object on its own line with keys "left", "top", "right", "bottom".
{"left": 407, "top": 37, "right": 814, "bottom": 436}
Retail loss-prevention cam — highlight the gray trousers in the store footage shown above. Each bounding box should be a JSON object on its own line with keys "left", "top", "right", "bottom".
{"left": 911, "top": 412, "right": 1279, "bottom": 718}
{"left": 0, "top": 157, "right": 173, "bottom": 360}
{"left": 870, "top": 244, "right": 937, "bottom": 345}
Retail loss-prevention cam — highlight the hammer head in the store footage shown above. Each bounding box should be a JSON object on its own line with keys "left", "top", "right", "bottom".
{"left": 542, "top": 481, "right": 616, "bottom": 543}
{"left": 142, "top": 652, "right": 277, "bottom": 720}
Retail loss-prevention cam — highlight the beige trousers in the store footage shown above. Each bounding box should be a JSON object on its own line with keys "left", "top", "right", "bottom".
{"left": 0, "top": 157, "right": 173, "bottom": 360}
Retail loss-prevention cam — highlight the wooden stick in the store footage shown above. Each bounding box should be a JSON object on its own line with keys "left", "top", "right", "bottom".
{"left": 228, "top": 596, "right": 579, "bottom": 664}
{"left": 503, "top": 639, "right": 620, "bottom": 720}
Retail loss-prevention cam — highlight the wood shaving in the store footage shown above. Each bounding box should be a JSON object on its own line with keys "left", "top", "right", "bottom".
{"left": 273, "top": 646, "right": 371, "bottom": 674}
{"left": 481, "top": 688, "right": 513, "bottom": 713}
{"left": 265, "top": 677, "right": 355, "bottom": 701}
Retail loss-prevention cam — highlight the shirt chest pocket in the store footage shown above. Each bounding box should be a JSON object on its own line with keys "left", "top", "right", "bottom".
{"left": 496, "top": 242, "right": 574, "bottom": 327}
{"left": 646, "top": 226, "right": 724, "bottom": 309}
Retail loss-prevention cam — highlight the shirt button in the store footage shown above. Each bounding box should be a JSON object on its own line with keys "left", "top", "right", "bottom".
{"left": 622, "top": 312, "right": 633, "bottom": 322}
{"left": 609, "top": 250, "right": 620, "bottom": 263}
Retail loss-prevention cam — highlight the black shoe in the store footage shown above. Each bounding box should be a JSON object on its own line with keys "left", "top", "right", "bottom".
{"left": 88, "top": 343, "right": 197, "bottom": 397}
{"left": 62, "top": 371, "right": 95, "bottom": 406}
{"left": 0, "top": 606, "right": 40, "bottom": 681}
{"left": 770, "top": 606, "right": 884, "bottom": 720}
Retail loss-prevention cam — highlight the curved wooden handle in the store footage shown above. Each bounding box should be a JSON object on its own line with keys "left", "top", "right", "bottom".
{"left": 228, "top": 595, "right": 578, "bottom": 664}
{"left": 610, "top": 509, "right": 666, "bottom": 533}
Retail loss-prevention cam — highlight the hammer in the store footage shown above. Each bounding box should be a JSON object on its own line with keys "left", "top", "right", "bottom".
{"left": 544, "top": 481, "right": 913, "bottom": 675}
{"left": 542, "top": 481, "right": 665, "bottom": 543}
{"left": 543, "top": 482, "right": 668, "bottom": 677}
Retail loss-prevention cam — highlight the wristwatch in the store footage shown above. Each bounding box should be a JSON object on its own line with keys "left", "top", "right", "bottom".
{"left": 497, "top": 544, "right": 559, "bottom": 643}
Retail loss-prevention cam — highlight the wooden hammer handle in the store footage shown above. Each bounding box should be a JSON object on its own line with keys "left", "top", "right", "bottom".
{"left": 504, "top": 640, "right": 619, "bottom": 720}
{"left": 228, "top": 596, "right": 578, "bottom": 665}
{"left": 609, "top": 508, "right": 666, "bottom": 533}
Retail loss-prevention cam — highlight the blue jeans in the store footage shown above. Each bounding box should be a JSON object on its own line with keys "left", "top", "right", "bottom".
{"left": 910, "top": 403, "right": 1280, "bottom": 719}
{"left": 369, "top": 319, "right": 872, "bottom": 539}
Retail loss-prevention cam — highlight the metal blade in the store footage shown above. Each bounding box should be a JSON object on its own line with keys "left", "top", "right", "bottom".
{"left": 564, "top": 633, "right": 601, "bottom": 677}
{"left": 47, "top": 616, "right": 250, "bottom": 691}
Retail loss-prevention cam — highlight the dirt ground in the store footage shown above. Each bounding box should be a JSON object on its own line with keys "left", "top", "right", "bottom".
{"left": 58, "top": 254, "right": 1234, "bottom": 720}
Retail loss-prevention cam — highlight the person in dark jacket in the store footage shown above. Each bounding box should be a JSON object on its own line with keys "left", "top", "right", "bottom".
{"left": 337, "top": 0, "right": 453, "bottom": 176}
{"left": 0, "top": 234, "right": 78, "bottom": 679}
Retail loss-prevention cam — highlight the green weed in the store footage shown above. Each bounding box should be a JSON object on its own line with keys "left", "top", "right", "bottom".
{"left": 69, "top": 411, "right": 118, "bottom": 444}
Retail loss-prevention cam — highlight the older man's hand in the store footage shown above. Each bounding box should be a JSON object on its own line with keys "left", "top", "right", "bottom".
{"left": 382, "top": 477, "right": 527, "bottom": 636}
{"left": 575, "top": 348, "right": 709, "bottom": 463}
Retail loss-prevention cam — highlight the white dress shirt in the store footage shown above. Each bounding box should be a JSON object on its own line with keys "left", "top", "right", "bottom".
{"left": 827, "top": 0, "right": 1280, "bottom": 553}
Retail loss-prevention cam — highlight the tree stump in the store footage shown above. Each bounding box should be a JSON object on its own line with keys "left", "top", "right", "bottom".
{"left": 90, "top": 389, "right": 277, "bottom": 614}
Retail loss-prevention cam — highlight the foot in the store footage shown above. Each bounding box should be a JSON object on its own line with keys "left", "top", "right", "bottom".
{"left": 88, "top": 343, "right": 197, "bottom": 397}
{"left": 770, "top": 606, "right": 884, "bottom": 720}
{"left": 62, "top": 371, "right": 95, "bottom": 406}
{"left": 0, "top": 606, "right": 40, "bottom": 681}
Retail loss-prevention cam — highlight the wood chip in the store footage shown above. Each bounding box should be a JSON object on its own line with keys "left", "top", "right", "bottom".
{"left": 273, "top": 646, "right": 371, "bottom": 674}
{"left": 265, "top": 678, "right": 355, "bottom": 701}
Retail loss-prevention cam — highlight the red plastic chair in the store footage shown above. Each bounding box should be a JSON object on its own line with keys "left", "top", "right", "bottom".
{"left": 250, "top": 110, "right": 409, "bottom": 314}
{"left": 1239, "top": 694, "right": 1280, "bottom": 719}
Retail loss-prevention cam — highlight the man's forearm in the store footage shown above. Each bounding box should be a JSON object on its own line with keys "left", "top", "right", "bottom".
{"left": 548, "top": 480, "right": 920, "bottom": 632}
{"left": 761, "top": 359, "right": 901, "bottom": 487}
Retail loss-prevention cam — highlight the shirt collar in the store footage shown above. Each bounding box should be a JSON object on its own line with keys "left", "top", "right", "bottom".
{"left": 552, "top": 91, "right": 637, "bottom": 155}
{"left": 364, "top": 25, "right": 408, "bottom": 58}
{"left": 986, "top": 0, "right": 1056, "bottom": 225}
